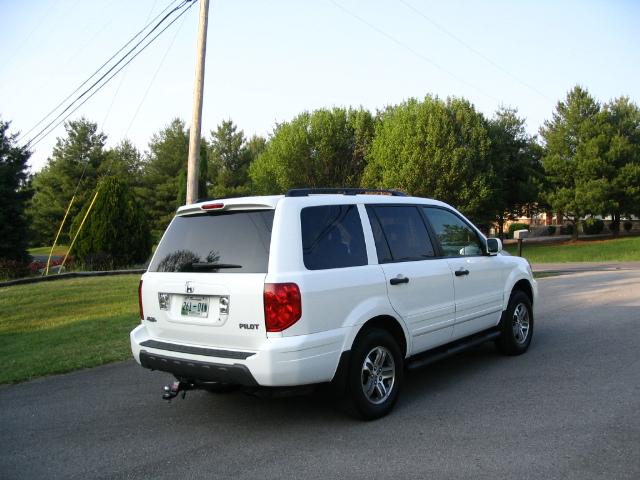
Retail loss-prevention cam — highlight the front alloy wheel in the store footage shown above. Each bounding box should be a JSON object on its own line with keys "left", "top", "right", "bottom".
{"left": 496, "top": 290, "right": 533, "bottom": 355}
{"left": 512, "top": 302, "right": 530, "bottom": 344}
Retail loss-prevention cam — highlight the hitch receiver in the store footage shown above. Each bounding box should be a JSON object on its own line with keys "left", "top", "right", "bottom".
{"left": 162, "top": 380, "right": 194, "bottom": 401}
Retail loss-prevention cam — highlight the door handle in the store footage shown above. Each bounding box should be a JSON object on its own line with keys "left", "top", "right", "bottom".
{"left": 390, "top": 276, "right": 409, "bottom": 285}
{"left": 455, "top": 269, "right": 470, "bottom": 277}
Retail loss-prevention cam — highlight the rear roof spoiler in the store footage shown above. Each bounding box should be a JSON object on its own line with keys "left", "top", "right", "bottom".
{"left": 177, "top": 201, "right": 277, "bottom": 215}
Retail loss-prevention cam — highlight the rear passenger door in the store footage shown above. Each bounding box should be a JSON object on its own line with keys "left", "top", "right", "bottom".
{"left": 366, "top": 206, "right": 455, "bottom": 354}
{"left": 422, "top": 207, "right": 503, "bottom": 338}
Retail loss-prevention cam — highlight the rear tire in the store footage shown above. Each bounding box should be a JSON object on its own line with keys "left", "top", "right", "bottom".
{"left": 348, "top": 328, "right": 403, "bottom": 420}
{"left": 495, "top": 290, "right": 533, "bottom": 355}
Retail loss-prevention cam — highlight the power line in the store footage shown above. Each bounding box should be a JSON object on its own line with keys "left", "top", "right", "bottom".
{"left": 27, "top": 0, "right": 198, "bottom": 150}
{"left": 19, "top": 0, "right": 186, "bottom": 144}
{"left": 124, "top": 9, "right": 189, "bottom": 137}
{"left": 102, "top": 0, "right": 161, "bottom": 131}
{"left": 327, "top": 0, "right": 499, "bottom": 103}
{"left": 396, "top": 0, "right": 554, "bottom": 103}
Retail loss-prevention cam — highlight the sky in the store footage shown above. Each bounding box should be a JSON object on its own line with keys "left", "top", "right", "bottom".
{"left": 1, "top": 0, "right": 639, "bottom": 172}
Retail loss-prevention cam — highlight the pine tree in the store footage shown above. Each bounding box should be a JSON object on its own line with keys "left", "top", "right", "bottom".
{"left": 0, "top": 120, "right": 32, "bottom": 263}
{"left": 71, "top": 177, "right": 152, "bottom": 269}
{"left": 28, "top": 118, "right": 106, "bottom": 245}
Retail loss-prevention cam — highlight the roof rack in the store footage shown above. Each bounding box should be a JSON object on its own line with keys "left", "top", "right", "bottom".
{"left": 285, "top": 188, "right": 408, "bottom": 197}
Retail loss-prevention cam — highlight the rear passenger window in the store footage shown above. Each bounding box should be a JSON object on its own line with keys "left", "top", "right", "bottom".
{"left": 367, "top": 206, "right": 435, "bottom": 262}
{"left": 301, "top": 205, "right": 367, "bottom": 270}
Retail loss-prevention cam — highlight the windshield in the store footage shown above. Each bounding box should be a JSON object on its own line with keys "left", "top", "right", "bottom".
{"left": 148, "top": 210, "right": 274, "bottom": 273}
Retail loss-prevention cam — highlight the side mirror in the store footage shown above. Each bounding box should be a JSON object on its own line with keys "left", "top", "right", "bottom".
{"left": 486, "top": 238, "right": 502, "bottom": 255}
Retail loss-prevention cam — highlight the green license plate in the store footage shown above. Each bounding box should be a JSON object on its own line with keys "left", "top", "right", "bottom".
{"left": 181, "top": 296, "right": 209, "bottom": 318}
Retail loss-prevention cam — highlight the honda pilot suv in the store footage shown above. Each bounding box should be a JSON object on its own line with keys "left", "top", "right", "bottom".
{"left": 131, "top": 188, "right": 537, "bottom": 419}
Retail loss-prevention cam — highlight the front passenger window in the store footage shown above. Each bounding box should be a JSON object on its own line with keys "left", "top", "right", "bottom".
{"left": 423, "top": 208, "right": 484, "bottom": 257}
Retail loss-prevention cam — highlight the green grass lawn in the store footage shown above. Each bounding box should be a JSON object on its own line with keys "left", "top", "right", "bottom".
{"left": 0, "top": 275, "right": 140, "bottom": 384}
{"left": 28, "top": 245, "right": 69, "bottom": 257}
{"left": 504, "top": 236, "right": 640, "bottom": 263}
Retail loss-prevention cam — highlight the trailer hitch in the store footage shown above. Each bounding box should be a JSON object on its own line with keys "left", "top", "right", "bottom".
{"left": 162, "top": 380, "right": 195, "bottom": 401}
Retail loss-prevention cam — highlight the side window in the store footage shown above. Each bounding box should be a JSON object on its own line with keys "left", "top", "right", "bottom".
{"left": 367, "top": 206, "right": 435, "bottom": 262}
{"left": 423, "top": 207, "right": 484, "bottom": 257}
{"left": 301, "top": 205, "right": 367, "bottom": 270}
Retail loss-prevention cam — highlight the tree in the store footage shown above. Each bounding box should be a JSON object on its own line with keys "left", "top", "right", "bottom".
{"left": 140, "top": 118, "right": 207, "bottom": 234}
{"left": 0, "top": 120, "right": 32, "bottom": 262}
{"left": 600, "top": 96, "right": 640, "bottom": 226}
{"left": 245, "top": 135, "right": 267, "bottom": 164}
{"left": 540, "top": 86, "right": 608, "bottom": 239}
{"left": 70, "top": 176, "right": 152, "bottom": 269}
{"left": 28, "top": 118, "right": 106, "bottom": 245}
{"left": 362, "top": 96, "right": 494, "bottom": 224}
{"left": 487, "top": 107, "right": 544, "bottom": 237}
{"left": 208, "top": 120, "right": 264, "bottom": 198}
{"left": 100, "top": 140, "right": 143, "bottom": 183}
{"left": 250, "top": 107, "right": 375, "bottom": 194}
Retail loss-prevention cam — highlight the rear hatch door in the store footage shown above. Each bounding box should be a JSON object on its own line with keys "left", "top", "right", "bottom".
{"left": 141, "top": 208, "right": 274, "bottom": 351}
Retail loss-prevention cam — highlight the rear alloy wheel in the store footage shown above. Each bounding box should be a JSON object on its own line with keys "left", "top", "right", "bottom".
{"left": 361, "top": 346, "right": 396, "bottom": 405}
{"left": 349, "top": 328, "right": 403, "bottom": 419}
{"left": 496, "top": 290, "right": 533, "bottom": 355}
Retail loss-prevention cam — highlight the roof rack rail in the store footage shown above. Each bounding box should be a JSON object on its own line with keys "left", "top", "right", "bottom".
{"left": 285, "top": 188, "right": 408, "bottom": 197}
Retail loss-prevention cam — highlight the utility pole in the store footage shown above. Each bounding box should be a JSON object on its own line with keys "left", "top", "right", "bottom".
{"left": 186, "top": 0, "right": 210, "bottom": 204}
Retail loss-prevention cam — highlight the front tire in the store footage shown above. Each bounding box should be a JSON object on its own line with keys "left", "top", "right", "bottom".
{"left": 348, "top": 328, "right": 403, "bottom": 420}
{"left": 495, "top": 290, "right": 533, "bottom": 355}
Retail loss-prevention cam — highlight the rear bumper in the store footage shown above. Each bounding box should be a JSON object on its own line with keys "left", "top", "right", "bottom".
{"left": 130, "top": 324, "right": 346, "bottom": 387}
{"left": 139, "top": 351, "right": 258, "bottom": 386}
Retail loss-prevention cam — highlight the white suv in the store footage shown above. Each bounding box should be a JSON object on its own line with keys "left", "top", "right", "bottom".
{"left": 131, "top": 188, "right": 537, "bottom": 419}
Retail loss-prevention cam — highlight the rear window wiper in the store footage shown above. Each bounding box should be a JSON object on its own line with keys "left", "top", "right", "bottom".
{"left": 189, "top": 262, "right": 243, "bottom": 270}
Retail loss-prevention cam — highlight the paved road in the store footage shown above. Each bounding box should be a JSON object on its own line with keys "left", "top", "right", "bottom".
{"left": 1, "top": 271, "right": 639, "bottom": 479}
{"left": 532, "top": 261, "right": 640, "bottom": 273}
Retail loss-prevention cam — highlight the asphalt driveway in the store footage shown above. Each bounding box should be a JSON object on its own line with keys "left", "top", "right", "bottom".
{"left": 1, "top": 270, "right": 639, "bottom": 479}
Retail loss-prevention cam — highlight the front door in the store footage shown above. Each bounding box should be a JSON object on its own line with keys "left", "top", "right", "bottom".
{"left": 366, "top": 205, "right": 456, "bottom": 354}
{"left": 422, "top": 207, "right": 504, "bottom": 339}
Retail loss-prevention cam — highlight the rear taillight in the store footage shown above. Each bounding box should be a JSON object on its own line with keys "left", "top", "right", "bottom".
{"left": 138, "top": 280, "right": 144, "bottom": 322}
{"left": 264, "top": 283, "right": 301, "bottom": 332}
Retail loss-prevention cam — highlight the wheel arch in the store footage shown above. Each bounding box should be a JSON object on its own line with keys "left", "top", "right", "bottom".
{"left": 511, "top": 278, "right": 534, "bottom": 305}
{"left": 330, "top": 314, "right": 408, "bottom": 398}
{"left": 352, "top": 315, "right": 408, "bottom": 358}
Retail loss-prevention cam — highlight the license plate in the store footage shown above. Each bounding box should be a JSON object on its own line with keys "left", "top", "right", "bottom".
{"left": 181, "top": 296, "right": 209, "bottom": 318}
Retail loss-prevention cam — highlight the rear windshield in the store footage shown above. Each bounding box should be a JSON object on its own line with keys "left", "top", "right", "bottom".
{"left": 148, "top": 210, "right": 274, "bottom": 273}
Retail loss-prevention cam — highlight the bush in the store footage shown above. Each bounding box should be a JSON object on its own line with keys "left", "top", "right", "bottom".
{"left": 79, "top": 252, "right": 117, "bottom": 271}
{"left": 560, "top": 224, "right": 574, "bottom": 235}
{"left": 546, "top": 226, "right": 557, "bottom": 236}
{"left": 0, "top": 259, "right": 29, "bottom": 281}
{"left": 71, "top": 177, "right": 152, "bottom": 269}
{"left": 506, "top": 223, "right": 529, "bottom": 238}
{"left": 624, "top": 221, "right": 633, "bottom": 232}
{"left": 583, "top": 218, "right": 604, "bottom": 235}
{"left": 608, "top": 220, "right": 620, "bottom": 233}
